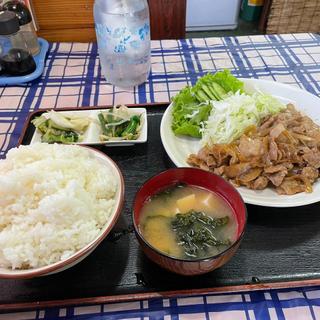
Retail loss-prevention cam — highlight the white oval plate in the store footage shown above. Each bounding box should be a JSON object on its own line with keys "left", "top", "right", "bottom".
{"left": 160, "top": 79, "right": 320, "bottom": 207}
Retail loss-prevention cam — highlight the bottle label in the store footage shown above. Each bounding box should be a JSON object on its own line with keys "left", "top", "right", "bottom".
{"left": 248, "top": 0, "right": 264, "bottom": 6}
{"left": 95, "top": 23, "right": 150, "bottom": 53}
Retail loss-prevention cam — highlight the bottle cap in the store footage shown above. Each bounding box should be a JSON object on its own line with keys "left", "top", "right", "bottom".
{"left": 0, "top": 11, "right": 19, "bottom": 35}
{"left": 3, "top": 1, "right": 32, "bottom": 25}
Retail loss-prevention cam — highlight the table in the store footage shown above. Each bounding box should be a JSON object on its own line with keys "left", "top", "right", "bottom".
{"left": 1, "top": 33, "right": 320, "bottom": 319}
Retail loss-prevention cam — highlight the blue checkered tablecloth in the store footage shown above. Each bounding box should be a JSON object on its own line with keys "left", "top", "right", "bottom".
{"left": 1, "top": 286, "right": 320, "bottom": 319}
{"left": 0, "top": 33, "right": 320, "bottom": 319}
{"left": 1, "top": 33, "right": 320, "bottom": 158}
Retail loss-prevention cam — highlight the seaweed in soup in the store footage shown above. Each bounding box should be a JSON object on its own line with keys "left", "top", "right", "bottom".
{"left": 140, "top": 185, "right": 236, "bottom": 260}
{"left": 172, "top": 211, "right": 230, "bottom": 258}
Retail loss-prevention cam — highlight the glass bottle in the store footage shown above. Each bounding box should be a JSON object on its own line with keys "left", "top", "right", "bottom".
{"left": 3, "top": 1, "right": 40, "bottom": 55}
{"left": 0, "top": 10, "right": 27, "bottom": 52}
{"left": 0, "top": 10, "right": 36, "bottom": 75}
{"left": 94, "top": 0, "right": 151, "bottom": 88}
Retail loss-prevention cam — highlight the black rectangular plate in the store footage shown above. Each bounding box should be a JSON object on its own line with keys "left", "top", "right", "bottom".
{"left": 2, "top": 103, "right": 320, "bottom": 307}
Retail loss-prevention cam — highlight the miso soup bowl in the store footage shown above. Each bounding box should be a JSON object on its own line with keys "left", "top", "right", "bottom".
{"left": 133, "top": 168, "right": 247, "bottom": 276}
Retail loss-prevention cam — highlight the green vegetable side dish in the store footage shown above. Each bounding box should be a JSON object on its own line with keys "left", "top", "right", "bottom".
{"left": 171, "top": 211, "right": 230, "bottom": 258}
{"left": 32, "top": 111, "right": 90, "bottom": 144}
{"left": 98, "top": 105, "right": 141, "bottom": 141}
{"left": 171, "top": 70, "right": 243, "bottom": 138}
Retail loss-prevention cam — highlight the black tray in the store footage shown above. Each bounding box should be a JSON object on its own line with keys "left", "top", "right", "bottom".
{"left": 2, "top": 103, "right": 320, "bottom": 310}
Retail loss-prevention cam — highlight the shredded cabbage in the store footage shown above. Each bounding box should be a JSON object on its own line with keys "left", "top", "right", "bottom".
{"left": 43, "top": 111, "right": 90, "bottom": 132}
{"left": 200, "top": 91, "right": 285, "bottom": 146}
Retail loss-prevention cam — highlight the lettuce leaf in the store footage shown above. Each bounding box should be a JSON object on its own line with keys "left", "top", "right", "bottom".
{"left": 174, "top": 123, "right": 203, "bottom": 138}
{"left": 171, "top": 70, "right": 244, "bottom": 138}
{"left": 171, "top": 87, "right": 211, "bottom": 138}
{"left": 209, "top": 69, "right": 244, "bottom": 94}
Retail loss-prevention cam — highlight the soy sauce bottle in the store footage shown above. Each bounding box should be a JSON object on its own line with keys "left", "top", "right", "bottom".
{"left": 0, "top": 11, "right": 36, "bottom": 76}
{"left": 3, "top": 1, "right": 40, "bottom": 55}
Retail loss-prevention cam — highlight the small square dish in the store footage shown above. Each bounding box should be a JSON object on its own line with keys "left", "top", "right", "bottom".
{"left": 25, "top": 106, "right": 147, "bottom": 146}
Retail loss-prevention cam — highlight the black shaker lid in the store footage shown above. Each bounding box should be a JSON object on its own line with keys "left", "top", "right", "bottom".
{"left": 0, "top": 11, "right": 19, "bottom": 35}
{"left": 3, "top": 1, "right": 32, "bottom": 25}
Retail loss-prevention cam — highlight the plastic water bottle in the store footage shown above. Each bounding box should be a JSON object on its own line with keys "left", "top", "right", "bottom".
{"left": 94, "top": 0, "right": 151, "bottom": 88}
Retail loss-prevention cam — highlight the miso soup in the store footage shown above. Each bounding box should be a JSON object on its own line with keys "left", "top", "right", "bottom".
{"left": 139, "top": 184, "right": 237, "bottom": 260}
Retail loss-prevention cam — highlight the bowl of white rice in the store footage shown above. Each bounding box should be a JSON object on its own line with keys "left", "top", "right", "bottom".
{"left": 0, "top": 143, "right": 124, "bottom": 279}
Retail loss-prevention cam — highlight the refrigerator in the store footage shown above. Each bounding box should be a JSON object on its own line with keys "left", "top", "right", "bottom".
{"left": 186, "top": 0, "right": 242, "bottom": 31}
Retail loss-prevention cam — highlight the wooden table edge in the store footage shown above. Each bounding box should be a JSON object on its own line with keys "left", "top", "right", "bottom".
{"left": 2, "top": 279, "right": 320, "bottom": 312}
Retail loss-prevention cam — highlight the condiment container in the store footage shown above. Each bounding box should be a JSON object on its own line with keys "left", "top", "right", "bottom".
{"left": 3, "top": 1, "right": 40, "bottom": 55}
{"left": 0, "top": 10, "right": 36, "bottom": 75}
{"left": 1, "top": 47, "right": 36, "bottom": 75}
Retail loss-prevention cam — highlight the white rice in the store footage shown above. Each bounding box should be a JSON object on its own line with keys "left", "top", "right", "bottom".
{"left": 0, "top": 143, "right": 118, "bottom": 270}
